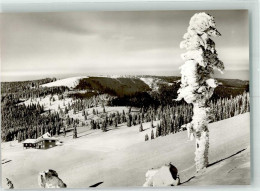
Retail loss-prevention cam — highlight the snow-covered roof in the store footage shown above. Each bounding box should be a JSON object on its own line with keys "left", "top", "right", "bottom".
{"left": 42, "top": 132, "right": 51, "bottom": 138}
{"left": 23, "top": 133, "right": 58, "bottom": 144}
{"left": 35, "top": 132, "right": 58, "bottom": 143}
{"left": 23, "top": 139, "right": 36, "bottom": 144}
{"left": 35, "top": 137, "right": 58, "bottom": 143}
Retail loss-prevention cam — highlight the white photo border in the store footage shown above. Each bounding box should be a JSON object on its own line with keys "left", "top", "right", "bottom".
{"left": 0, "top": 0, "right": 259, "bottom": 191}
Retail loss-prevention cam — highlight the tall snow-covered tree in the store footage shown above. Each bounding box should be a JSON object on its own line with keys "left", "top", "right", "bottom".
{"left": 177, "top": 12, "right": 224, "bottom": 172}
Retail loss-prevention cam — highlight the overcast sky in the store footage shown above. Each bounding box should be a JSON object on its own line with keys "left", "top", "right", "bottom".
{"left": 1, "top": 10, "right": 249, "bottom": 81}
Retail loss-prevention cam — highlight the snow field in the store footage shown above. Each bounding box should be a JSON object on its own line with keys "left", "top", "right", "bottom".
{"left": 1, "top": 113, "right": 250, "bottom": 188}
{"left": 41, "top": 76, "right": 88, "bottom": 89}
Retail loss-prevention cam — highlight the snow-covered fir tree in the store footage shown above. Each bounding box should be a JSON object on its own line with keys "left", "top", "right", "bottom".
{"left": 177, "top": 12, "right": 224, "bottom": 172}
{"left": 145, "top": 134, "right": 149, "bottom": 141}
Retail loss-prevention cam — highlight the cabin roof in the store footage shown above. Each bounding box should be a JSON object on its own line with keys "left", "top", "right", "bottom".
{"left": 23, "top": 139, "right": 36, "bottom": 144}
{"left": 35, "top": 137, "right": 58, "bottom": 143}
{"left": 23, "top": 132, "right": 59, "bottom": 144}
{"left": 42, "top": 132, "right": 52, "bottom": 138}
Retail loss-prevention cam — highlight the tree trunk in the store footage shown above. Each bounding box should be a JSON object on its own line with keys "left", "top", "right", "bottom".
{"left": 192, "top": 103, "right": 209, "bottom": 172}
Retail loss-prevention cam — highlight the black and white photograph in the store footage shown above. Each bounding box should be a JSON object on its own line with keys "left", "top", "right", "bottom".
{"left": 1, "top": 10, "right": 250, "bottom": 189}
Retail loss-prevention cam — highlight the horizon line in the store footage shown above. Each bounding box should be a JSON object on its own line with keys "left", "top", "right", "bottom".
{"left": 1, "top": 71, "right": 250, "bottom": 82}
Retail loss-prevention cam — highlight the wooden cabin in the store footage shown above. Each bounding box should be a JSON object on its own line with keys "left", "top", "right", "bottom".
{"left": 34, "top": 137, "right": 58, "bottom": 149}
{"left": 23, "top": 133, "right": 59, "bottom": 149}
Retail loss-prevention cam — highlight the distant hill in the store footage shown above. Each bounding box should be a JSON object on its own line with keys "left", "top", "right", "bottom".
{"left": 1, "top": 78, "right": 56, "bottom": 94}
{"left": 75, "top": 77, "right": 151, "bottom": 97}
{"left": 217, "top": 78, "right": 249, "bottom": 88}
{"left": 213, "top": 78, "right": 249, "bottom": 99}
{"left": 1, "top": 75, "right": 249, "bottom": 102}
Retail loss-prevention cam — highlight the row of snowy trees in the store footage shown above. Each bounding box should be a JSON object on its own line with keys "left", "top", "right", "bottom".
{"left": 87, "top": 92, "right": 249, "bottom": 136}
{"left": 67, "top": 94, "right": 111, "bottom": 112}
{"left": 1, "top": 78, "right": 56, "bottom": 94}
{"left": 1, "top": 97, "right": 79, "bottom": 142}
{"left": 1, "top": 103, "right": 64, "bottom": 142}
{"left": 210, "top": 91, "right": 250, "bottom": 122}
{"left": 1, "top": 86, "right": 69, "bottom": 109}
{"left": 142, "top": 92, "right": 249, "bottom": 142}
{"left": 1, "top": 90, "right": 249, "bottom": 142}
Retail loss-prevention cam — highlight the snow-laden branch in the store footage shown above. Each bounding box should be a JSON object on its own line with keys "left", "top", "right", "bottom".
{"left": 177, "top": 12, "right": 224, "bottom": 104}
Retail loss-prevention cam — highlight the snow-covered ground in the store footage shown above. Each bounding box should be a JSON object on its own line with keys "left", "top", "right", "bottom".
{"left": 20, "top": 95, "right": 74, "bottom": 112}
{"left": 140, "top": 77, "right": 161, "bottom": 91}
{"left": 140, "top": 77, "right": 173, "bottom": 91}
{"left": 41, "top": 76, "right": 88, "bottom": 89}
{"left": 19, "top": 94, "right": 131, "bottom": 124}
{"left": 1, "top": 113, "right": 250, "bottom": 188}
{"left": 184, "top": 147, "right": 250, "bottom": 185}
{"left": 67, "top": 105, "right": 134, "bottom": 123}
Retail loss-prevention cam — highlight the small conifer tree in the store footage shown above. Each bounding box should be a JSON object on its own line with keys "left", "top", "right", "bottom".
{"left": 139, "top": 123, "right": 144, "bottom": 132}
{"left": 155, "top": 128, "right": 159, "bottom": 137}
{"left": 151, "top": 130, "right": 154, "bottom": 140}
{"left": 73, "top": 125, "right": 77, "bottom": 139}
{"left": 145, "top": 134, "right": 149, "bottom": 141}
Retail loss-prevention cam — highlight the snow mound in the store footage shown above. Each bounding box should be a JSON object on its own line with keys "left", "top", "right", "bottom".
{"left": 41, "top": 77, "right": 88, "bottom": 89}
{"left": 38, "top": 169, "right": 67, "bottom": 188}
{"left": 143, "top": 163, "right": 180, "bottom": 187}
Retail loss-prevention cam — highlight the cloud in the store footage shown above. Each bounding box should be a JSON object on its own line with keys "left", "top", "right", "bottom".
{"left": 1, "top": 10, "right": 249, "bottom": 81}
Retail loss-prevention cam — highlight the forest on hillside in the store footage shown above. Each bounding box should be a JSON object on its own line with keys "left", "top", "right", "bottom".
{"left": 1, "top": 77, "right": 250, "bottom": 142}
